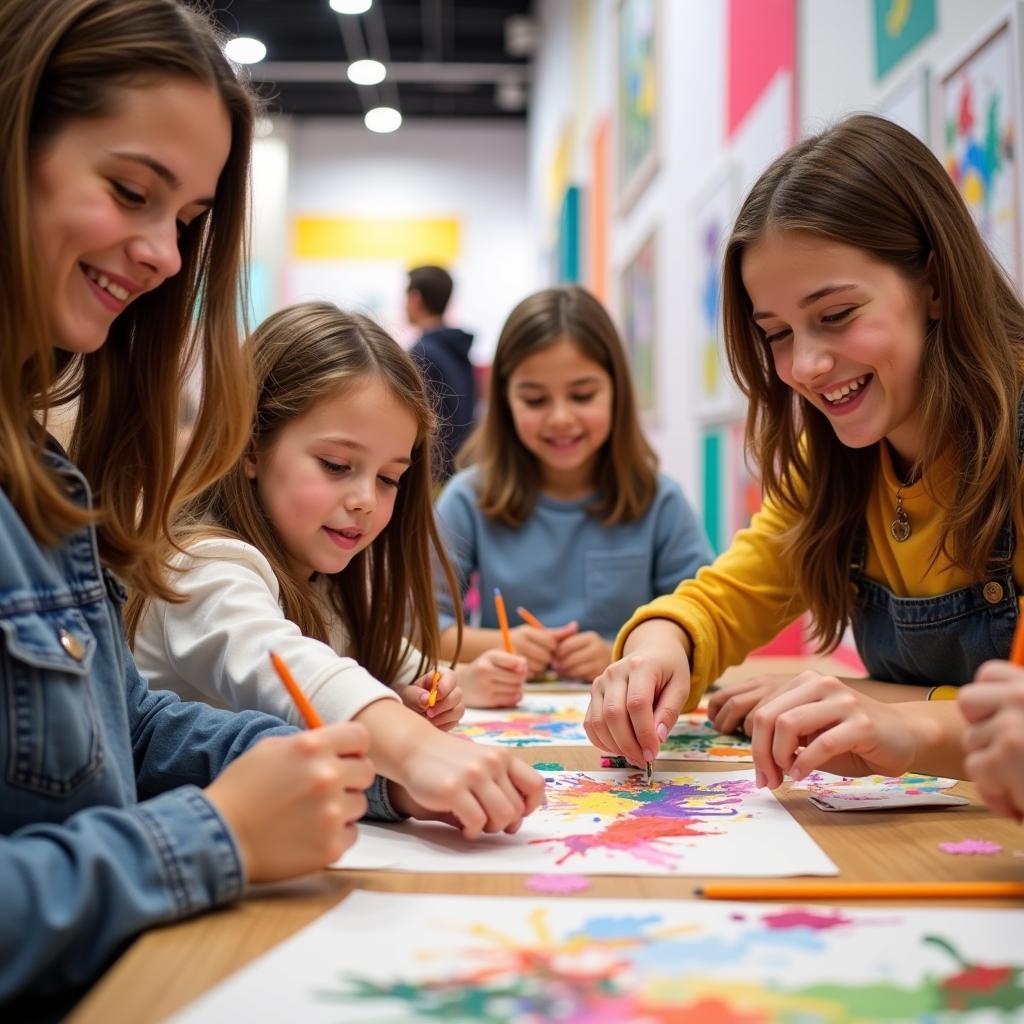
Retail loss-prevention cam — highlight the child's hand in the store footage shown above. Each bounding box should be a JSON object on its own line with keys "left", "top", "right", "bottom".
{"left": 707, "top": 673, "right": 805, "bottom": 736}
{"left": 392, "top": 732, "right": 546, "bottom": 840}
{"left": 584, "top": 619, "right": 692, "bottom": 767}
{"left": 748, "top": 674, "right": 919, "bottom": 788}
{"left": 510, "top": 621, "right": 577, "bottom": 673}
{"left": 552, "top": 630, "right": 613, "bottom": 682}
{"left": 959, "top": 660, "right": 1024, "bottom": 821}
{"left": 458, "top": 649, "right": 528, "bottom": 707}
{"left": 205, "top": 722, "right": 374, "bottom": 882}
{"left": 402, "top": 669, "right": 465, "bottom": 731}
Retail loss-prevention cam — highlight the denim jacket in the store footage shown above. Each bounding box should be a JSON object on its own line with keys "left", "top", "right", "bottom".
{"left": 0, "top": 448, "right": 399, "bottom": 1015}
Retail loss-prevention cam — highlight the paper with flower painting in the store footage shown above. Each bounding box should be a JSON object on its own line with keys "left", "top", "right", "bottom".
{"left": 170, "top": 890, "right": 1024, "bottom": 1023}
{"left": 334, "top": 770, "right": 837, "bottom": 877}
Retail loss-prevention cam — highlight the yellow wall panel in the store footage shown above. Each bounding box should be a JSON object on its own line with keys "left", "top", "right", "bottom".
{"left": 293, "top": 216, "right": 461, "bottom": 263}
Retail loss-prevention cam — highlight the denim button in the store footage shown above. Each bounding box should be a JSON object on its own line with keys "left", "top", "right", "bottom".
{"left": 59, "top": 628, "right": 85, "bottom": 661}
{"left": 983, "top": 581, "right": 1004, "bottom": 604}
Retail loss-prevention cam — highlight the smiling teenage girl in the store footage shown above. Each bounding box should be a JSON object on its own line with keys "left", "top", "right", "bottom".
{"left": 584, "top": 115, "right": 1024, "bottom": 784}
{"left": 1, "top": 0, "right": 380, "bottom": 1013}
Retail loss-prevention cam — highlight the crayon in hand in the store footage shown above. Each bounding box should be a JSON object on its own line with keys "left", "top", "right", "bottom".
{"left": 427, "top": 669, "right": 441, "bottom": 709}
{"left": 269, "top": 650, "right": 323, "bottom": 729}
{"left": 493, "top": 587, "right": 513, "bottom": 654}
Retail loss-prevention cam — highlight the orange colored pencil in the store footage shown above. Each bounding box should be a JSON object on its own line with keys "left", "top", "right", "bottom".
{"left": 696, "top": 881, "right": 1024, "bottom": 901}
{"left": 516, "top": 606, "right": 546, "bottom": 630}
{"left": 1011, "top": 611, "right": 1024, "bottom": 665}
{"left": 269, "top": 650, "right": 324, "bottom": 729}
{"left": 427, "top": 669, "right": 441, "bottom": 708}
{"left": 493, "top": 587, "right": 513, "bottom": 653}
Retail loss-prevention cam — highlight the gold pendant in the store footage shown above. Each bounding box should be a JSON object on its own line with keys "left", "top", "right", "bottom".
{"left": 890, "top": 506, "right": 911, "bottom": 542}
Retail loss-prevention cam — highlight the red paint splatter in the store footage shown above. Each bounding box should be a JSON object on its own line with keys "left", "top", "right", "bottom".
{"left": 943, "top": 965, "right": 1014, "bottom": 994}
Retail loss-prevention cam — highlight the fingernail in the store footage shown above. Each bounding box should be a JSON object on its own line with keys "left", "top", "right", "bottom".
{"left": 642, "top": 749, "right": 654, "bottom": 763}
{"left": 420, "top": 692, "right": 429, "bottom": 705}
{"left": 656, "top": 723, "right": 668, "bottom": 742}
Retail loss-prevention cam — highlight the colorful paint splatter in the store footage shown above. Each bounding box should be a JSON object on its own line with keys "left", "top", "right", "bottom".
{"left": 790, "top": 772, "right": 958, "bottom": 797}
{"left": 659, "top": 707, "right": 753, "bottom": 761}
{"left": 168, "top": 891, "right": 1024, "bottom": 1022}
{"left": 334, "top": 771, "right": 838, "bottom": 877}
{"left": 454, "top": 695, "right": 592, "bottom": 746}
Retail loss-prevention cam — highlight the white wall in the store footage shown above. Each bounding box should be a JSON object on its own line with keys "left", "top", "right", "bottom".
{"left": 527, "top": 0, "right": 1019, "bottom": 510}
{"left": 281, "top": 119, "right": 537, "bottom": 361}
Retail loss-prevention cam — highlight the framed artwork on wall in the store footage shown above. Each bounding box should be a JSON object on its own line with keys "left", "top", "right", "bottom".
{"left": 617, "top": 0, "right": 659, "bottom": 213}
{"left": 620, "top": 231, "right": 657, "bottom": 417}
{"left": 935, "top": 8, "right": 1023, "bottom": 284}
{"left": 691, "top": 163, "right": 742, "bottom": 422}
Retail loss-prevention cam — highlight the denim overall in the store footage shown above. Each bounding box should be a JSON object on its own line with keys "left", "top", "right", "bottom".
{"left": 850, "top": 403, "right": 1023, "bottom": 686}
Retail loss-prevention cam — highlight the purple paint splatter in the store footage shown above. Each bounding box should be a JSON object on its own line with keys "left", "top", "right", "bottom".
{"left": 525, "top": 873, "right": 591, "bottom": 894}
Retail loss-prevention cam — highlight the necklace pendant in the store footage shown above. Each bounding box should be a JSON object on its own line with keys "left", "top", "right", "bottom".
{"left": 890, "top": 508, "right": 911, "bottom": 542}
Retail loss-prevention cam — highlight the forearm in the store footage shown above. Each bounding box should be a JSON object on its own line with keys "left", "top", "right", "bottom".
{"left": 0, "top": 788, "right": 242, "bottom": 1002}
{"left": 901, "top": 701, "right": 968, "bottom": 779}
{"left": 352, "top": 698, "right": 435, "bottom": 781}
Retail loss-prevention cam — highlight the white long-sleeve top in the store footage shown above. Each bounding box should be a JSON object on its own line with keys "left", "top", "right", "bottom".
{"left": 133, "top": 536, "right": 422, "bottom": 728}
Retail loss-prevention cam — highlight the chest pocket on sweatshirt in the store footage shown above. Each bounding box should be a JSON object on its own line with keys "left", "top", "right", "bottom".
{"left": 1, "top": 606, "right": 103, "bottom": 797}
{"left": 584, "top": 551, "right": 651, "bottom": 638}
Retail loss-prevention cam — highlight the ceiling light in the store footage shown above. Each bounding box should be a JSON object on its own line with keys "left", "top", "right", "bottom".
{"left": 347, "top": 59, "right": 386, "bottom": 85}
{"left": 329, "top": 0, "right": 372, "bottom": 13}
{"left": 224, "top": 36, "right": 267, "bottom": 64}
{"left": 364, "top": 106, "right": 402, "bottom": 133}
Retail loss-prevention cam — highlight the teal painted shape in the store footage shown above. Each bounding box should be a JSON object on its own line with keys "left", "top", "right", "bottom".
{"left": 558, "top": 186, "right": 580, "bottom": 283}
{"left": 703, "top": 429, "right": 722, "bottom": 554}
{"left": 874, "top": 0, "right": 936, "bottom": 80}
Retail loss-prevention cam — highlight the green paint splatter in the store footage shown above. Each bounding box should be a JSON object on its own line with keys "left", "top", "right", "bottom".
{"left": 531, "top": 761, "right": 564, "bottom": 770}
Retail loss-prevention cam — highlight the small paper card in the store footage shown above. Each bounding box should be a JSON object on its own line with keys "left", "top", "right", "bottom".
{"left": 808, "top": 790, "right": 970, "bottom": 812}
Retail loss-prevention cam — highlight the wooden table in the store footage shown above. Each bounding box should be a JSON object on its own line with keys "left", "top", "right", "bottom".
{"left": 70, "top": 656, "right": 1024, "bottom": 1023}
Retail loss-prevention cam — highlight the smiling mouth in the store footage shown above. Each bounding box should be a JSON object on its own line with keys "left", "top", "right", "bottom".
{"left": 544, "top": 436, "right": 583, "bottom": 449}
{"left": 324, "top": 526, "right": 364, "bottom": 550}
{"left": 821, "top": 373, "right": 871, "bottom": 406}
{"left": 81, "top": 263, "right": 131, "bottom": 302}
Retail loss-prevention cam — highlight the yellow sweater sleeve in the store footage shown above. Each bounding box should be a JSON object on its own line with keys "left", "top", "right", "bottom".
{"left": 612, "top": 494, "right": 806, "bottom": 709}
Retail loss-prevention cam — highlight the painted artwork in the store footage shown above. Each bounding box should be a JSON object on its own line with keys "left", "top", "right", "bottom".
{"left": 692, "top": 167, "right": 738, "bottom": 417}
{"left": 939, "top": 18, "right": 1020, "bottom": 281}
{"left": 454, "top": 695, "right": 593, "bottom": 747}
{"left": 335, "top": 770, "right": 838, "bottom": 877}
{"left": 170, "top": 890, "right": 1024, "bottom": 1023}
{"left": 790, "top": 771, "right": 959, "bottom": 795}
{"left": 657, "top": 707, "right": 753, "bottom": 762}
{"left": 617, "top": 0, "right": 658, "bottom": 211}
{"left": 874, "top": 0, "right": 936, "bottom": 80}
{"left": 455, "top": 696, "right": 752, "bottom": 760}
{"left": 620, "top": 232, "right": 656, "bottom": 414}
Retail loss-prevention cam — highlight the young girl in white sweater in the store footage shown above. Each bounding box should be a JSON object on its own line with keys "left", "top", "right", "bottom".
{"left": 132, "top": 301, "right": 544, "bottom": 838}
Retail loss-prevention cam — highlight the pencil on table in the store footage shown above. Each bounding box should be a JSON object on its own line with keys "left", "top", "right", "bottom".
{"left": 269, "top": 650, "right": 324, "bottom": 729}
{"left": 516, "top": 606, "right": 546, "bottom": 630}
{"left": 427, "top": 669, "right": 441, "bottom": 708}
{"left": 493, "top": 587, "right": 513, "bottom": 654}
{"left": 696, "top": 881, "right": 1024, "bottom": 901}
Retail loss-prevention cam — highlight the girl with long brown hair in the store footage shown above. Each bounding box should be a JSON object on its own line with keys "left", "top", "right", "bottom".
{"left": 584, "top": 115, "right": 1024, "bottom": 807}
{"left": 132, "top": 302, "right": 544, "bottom": 834}
{"left": 1, "top": 0, "right": 384, "bottom": 1010}
{"left": 435, "top": 285, "right": 711, "bottom": 704}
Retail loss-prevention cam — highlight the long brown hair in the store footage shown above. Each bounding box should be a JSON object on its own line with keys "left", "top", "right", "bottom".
{"left": 462, "top": 285, "right": 658, "bottom": 527}
{"left": 722, "top": 114, "right": 1024, "bottom": 650}
{"left": 1, "top": 0, "right": 256, "bottom": 599}
{"left": 147, "top": 302, "right": 463, "bottom": 683}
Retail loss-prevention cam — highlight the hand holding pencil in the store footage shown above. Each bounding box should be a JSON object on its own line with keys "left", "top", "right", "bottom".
{"left": 202, "top": 651, "right": 374, "bottom": 882}
{"left": 402, "top": 667, "right": 465, "bottom": 731}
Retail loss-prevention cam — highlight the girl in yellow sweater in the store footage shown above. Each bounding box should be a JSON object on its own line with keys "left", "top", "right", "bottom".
{"left": 585, "top": 115, "right": 1024, "bottom": 813}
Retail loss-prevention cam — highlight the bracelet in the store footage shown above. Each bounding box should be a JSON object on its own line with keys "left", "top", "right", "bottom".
{"left": 926, "top": 684, "right": 959, "bottom": 701}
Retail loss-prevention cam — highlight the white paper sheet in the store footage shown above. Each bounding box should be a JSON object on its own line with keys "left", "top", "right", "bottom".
{"left": 336, "top": 769, "right": 838, "bottom": 877}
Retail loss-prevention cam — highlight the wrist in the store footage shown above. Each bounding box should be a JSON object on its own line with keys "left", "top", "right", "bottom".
{"left": 353, "top": 699, "right": 429, "bottom": 781}
{"left": 623, "top": 617, "right": 692, "bottom": 662}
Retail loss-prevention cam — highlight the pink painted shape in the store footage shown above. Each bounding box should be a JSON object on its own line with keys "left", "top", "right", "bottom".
{"left": 938, "top": 839, "right": 1004, "bottom": 856}
{"left": 524, "top": 873, "right": 591, "bottom": 894}
{"left": 762, "top": 908, "right": 853, "bottom": 932}
{"left": 726, "top": 0, "right": 795, "bottom": 139}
